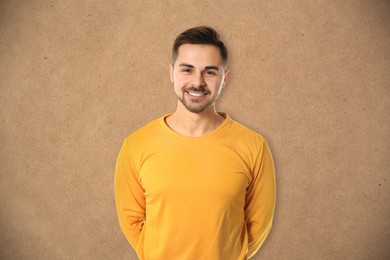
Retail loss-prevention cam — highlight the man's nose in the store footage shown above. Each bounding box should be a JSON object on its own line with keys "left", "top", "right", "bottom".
{"left": 191, "top": 72, "right": 205, "bottom": 87}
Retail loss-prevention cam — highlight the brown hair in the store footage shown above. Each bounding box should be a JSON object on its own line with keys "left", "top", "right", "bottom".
{"left": 172, "top": 26, "right": 228, "bottom": 68}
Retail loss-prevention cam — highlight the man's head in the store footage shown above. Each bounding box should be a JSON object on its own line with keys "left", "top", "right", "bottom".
{"left": 172, "top": 26, "right": 228, "bottom": 70}
{"left": 170, "top": 26, "right": 229, "bottom": 114}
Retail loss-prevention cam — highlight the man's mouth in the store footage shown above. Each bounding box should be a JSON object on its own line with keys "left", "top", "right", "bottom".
{"left": 187, "top": 91, "right": 208, "bottom": 97}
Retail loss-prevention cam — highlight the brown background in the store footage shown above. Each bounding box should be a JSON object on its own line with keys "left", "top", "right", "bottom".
{"left": 1, "top": 0, "right": 389, "bottom": 259}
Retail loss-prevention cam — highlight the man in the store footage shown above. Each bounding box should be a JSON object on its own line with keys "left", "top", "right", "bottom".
{"left": 115, "top": 26, "right": 276, "bottom": 260}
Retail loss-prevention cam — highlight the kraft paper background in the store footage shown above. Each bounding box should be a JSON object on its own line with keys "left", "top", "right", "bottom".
{"left": 1, "top": 1, "right": 389, "bottom": 259}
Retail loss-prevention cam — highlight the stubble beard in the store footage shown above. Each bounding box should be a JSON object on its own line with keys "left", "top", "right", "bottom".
{"left": 176, "top": 87, "right": 217, "bottom": 114}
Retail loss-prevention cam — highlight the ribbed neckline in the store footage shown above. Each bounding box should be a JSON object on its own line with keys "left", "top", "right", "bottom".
{"left": 158, "top": 112, "right": 233, "bottom": 144}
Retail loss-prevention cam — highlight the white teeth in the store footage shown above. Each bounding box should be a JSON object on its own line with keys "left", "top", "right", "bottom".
{"left": 188, "top": 91, "right": 205, "bottom": 97}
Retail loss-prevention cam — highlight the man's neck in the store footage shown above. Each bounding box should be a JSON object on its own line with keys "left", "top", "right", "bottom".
{"left": 165, "top": 105, "right": 225, "bottom": 137}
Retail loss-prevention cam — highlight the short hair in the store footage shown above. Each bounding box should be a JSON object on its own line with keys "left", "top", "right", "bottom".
{"left": 172, "top": 26, "right": 228, "bottom": 68}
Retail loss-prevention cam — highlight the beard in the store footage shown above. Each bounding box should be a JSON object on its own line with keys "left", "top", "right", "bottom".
{"left": 176, "top": 86, "right": 216, "bottom": 113}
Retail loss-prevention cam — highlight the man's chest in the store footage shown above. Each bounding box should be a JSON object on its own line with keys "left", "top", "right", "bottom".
{"left": 138, "top": 143, "right": 251, "bottom": 208}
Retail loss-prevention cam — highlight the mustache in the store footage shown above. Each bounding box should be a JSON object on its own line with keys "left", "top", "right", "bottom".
{"left": 185, "top": 86, "right": 209, "bottom": 93}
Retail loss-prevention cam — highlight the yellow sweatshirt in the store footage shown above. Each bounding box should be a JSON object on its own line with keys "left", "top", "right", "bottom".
{"left": 114, "top": 113, "right": 276, "bottom": 260}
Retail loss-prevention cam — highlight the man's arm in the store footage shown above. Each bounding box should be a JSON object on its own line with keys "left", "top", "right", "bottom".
{"left": 245, "top": 138, "right": 276, "bottom": 258}
{"left": 114, "top": 139, "right": 146, "bottom": 252}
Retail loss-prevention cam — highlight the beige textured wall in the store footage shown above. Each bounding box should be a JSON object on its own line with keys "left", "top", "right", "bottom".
{"left": 1, "top": 0, "right": 389, "bottom": 259}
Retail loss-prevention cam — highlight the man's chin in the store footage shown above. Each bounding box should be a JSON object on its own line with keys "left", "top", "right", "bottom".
{"left": 177, "top": 95, "right": 215, "bottom": 113}
{"left": 185, "top": 102, "right": 213, "bottom": 114}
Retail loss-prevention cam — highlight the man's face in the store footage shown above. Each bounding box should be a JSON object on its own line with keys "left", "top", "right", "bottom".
{"left": 170, "top": 44, "right": 228, "bottom": 114}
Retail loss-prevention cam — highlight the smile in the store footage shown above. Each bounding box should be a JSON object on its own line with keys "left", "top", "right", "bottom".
{"left": 187, "top": 91, "right": 208, "bottom": 97}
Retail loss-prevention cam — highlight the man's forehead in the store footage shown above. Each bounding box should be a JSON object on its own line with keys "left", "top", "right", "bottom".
{"left": 175, "top": 44, "right": 223, "bottom": 67}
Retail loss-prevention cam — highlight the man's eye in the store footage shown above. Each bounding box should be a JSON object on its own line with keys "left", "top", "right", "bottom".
{"left": 181, "top": 69, "right": 191, "bottom": 73}
{"left": 205, "top": 70, "right": 217, "bottom": 76}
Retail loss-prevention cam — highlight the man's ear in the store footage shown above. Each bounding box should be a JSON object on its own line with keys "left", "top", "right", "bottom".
{"left": 222, "top": 70, "right": 229, "bottom": 88}
{"left": 169, "top": 64, "right": 174, "bottom": 83}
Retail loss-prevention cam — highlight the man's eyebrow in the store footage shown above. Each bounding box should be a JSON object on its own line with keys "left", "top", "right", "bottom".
{"left": 204, "top": 66, "right": 220, "bottom": 71}
{"left": 178, "top": 63, "right": 194, "bottom": 68}
{"left": 178, "top": 63, "right": 220, "bottom": 71}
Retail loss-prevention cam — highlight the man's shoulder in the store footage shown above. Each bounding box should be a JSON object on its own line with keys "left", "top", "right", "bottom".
{"left": 230, "top": 118, "right": 267, "bottom": 144}
{"left": 123, "top": 116, "right": 162, "bottom": 145}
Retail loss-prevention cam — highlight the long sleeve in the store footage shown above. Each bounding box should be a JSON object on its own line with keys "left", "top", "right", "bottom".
{"left": 114, "top": 139, "right": 146, "bottom": 252}
{"left": 245, "top": 138, "right": 276, "bottom": 258}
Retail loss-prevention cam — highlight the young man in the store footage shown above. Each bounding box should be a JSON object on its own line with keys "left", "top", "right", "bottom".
{"left": 115, "top": 26, "right": 276, "bottom": 260}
